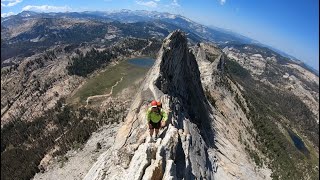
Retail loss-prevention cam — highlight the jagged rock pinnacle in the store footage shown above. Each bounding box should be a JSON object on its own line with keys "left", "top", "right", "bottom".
{"left": 156, "top": 30, "right": 213, "bottom": 135}
{"left": 84, "top": 30, "right": 216, "bottom": 180}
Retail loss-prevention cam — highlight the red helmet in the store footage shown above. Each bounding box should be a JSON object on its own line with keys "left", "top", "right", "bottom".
{"left": 151, "top": 100, "right": 157, "bottom": 107}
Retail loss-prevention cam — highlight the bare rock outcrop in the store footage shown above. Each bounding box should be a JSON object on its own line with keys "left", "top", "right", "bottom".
{"left": 84, "top": 30, "right": 271, "bottom": 180}
{"left": 222, "top": 46, "right": 319, "bottom": 123}
{"left": 1, "top": 46, "right": 83, "bottom": 126}
{"left": 195, "top": 43, "right": 272, "bottom": 179}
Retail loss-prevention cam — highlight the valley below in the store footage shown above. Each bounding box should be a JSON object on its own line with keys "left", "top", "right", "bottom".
{"left": 1, "top": 10, "right": 319, "bottom": 180}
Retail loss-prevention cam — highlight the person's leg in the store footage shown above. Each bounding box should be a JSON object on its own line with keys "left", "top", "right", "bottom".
{"left": 149, "top": 122, "right": 154, "bottom": 137}
{"left": 155, "top": 121, "right": 161, "bottom": 138}
{"left": 155, "top": 128, "right": 159, "bottom": 137}
{"left": 149, "top": 128, "right": 154, "bottom": 137}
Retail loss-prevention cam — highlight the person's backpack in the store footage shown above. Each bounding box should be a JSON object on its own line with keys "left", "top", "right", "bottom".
{"left": 157, "top": 101, "right": 162, "bottom": 108}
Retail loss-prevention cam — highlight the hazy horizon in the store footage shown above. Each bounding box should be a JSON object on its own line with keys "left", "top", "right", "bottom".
{"left": 1, "top": 0, "right": 319, "bottom": 71}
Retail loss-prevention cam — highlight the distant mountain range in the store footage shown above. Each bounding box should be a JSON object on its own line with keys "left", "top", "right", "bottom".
{"left": 1, "top": 9, "right": 318, "bottom": 75}
{"left": 1, "top": 9, "right": 257, "bottom": 45}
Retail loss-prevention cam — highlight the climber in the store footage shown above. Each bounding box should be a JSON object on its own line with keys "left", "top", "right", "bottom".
{"left": 147, "top": 100, "right": 168, "bottom": 141}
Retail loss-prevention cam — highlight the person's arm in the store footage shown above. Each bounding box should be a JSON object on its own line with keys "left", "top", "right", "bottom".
{"left": 146, "top": 108, "right": 151, "bottom": 123}
{"left": 161, "top": 109, "right": 168, "bottom": 121}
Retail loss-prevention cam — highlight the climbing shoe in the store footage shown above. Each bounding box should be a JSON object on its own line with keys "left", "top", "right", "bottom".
{"left": 147, "top": 136, "right": 153, "bottom": 143}
{"left": 153, "top": 134, "right": 158, "bottom": 141}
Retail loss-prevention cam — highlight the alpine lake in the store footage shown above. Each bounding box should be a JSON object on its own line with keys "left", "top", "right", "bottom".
{"left": 68, "top": 57, "right": 155, "bottom": 105}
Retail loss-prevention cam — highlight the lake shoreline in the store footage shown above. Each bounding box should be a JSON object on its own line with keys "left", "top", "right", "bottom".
{"left": 127, "top": 57, "right": 155, "bottom": 68}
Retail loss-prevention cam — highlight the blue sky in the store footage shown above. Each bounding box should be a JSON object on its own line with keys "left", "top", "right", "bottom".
{"left": 1, "top": 0, "right": 319, "bottom": 71}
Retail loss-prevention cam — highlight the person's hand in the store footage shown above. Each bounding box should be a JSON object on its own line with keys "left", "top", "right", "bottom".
{"left": 161, "top": 120, "right": 166, "bottom": 128}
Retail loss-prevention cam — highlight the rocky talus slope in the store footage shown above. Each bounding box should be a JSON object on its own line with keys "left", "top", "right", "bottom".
{"left": 84, "top": 30, "right": 271, "bottom": 179}
{"left": 1, "top": 46, "right": 84, "bottom": 126}
{"left": 222, "top": 46, "right": 319, "bottom": 123}
{"left": 194, "top": 43, "right": 272, "bottom": 179}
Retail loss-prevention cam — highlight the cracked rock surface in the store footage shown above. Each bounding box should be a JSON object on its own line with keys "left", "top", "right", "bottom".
{"left": 84, "top": 30, "right": 271, "bottom": 180}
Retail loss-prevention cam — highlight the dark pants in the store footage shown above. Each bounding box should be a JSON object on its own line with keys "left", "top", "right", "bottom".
{"left": 149, "top": 121, "right": 161, "bottom": 129}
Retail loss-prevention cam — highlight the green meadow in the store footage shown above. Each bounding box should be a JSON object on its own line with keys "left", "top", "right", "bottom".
{"left": 68, "top": 60, "right": 151, "bottom": 106}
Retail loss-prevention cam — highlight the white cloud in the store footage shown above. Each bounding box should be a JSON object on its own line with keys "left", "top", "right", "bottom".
{"left": 219, "top": 0, "right": 226, "bottom": 5}
{"left": 154, "top": 0, "right": 160, "bottom": 1}
{"left": 136, "top": 1, "right": 158, "bottom": 8}
{"left": 22, "top": 5, "right": 72, "bottom": 12}
{"left": 1, "top": 0, "right": 23, "bottom": 7}
{"left": 7, "top": 0, "right": 21, "bottom": 6}
{"left": 171, "top": 0, "right": 180, "bottom": 6}
{"left": 1, "top": 11, "right": 15, "bottom": 17}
